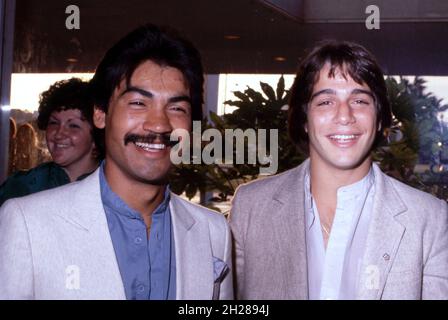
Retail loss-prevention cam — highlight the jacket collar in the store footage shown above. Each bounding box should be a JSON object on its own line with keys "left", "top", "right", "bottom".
{"left": 55, "top": 168, "right": 104, "bottom": 231}
{"left": 266, "top": 160, "right": 310, "bottom": 299}
{"left": 357, "top": 162, "right": 407, "bottom": 299}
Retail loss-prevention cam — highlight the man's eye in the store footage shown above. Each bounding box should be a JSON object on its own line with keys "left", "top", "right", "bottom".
{"left": 69, "top": 124, "right": 81, "bottom": 129}
{"left": 129, "top": 101, "right": 146, "bottom": 106}
{"left": 353, "top": 99, "right": 369, "bottom": 105}
{"left": 169, "top": 105, "right": 187, "bottom": 113}
{"left": 317, "top": 100, "right": 332, "bottom": 106}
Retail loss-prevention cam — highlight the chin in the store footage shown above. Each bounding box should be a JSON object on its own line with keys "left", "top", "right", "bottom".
{"left": 332, "top": 162, "right": 363, "bottom": 170}
{"left": 53, "top": 160, "right": 68, "bottom": 167}
{"left": 330, "top": 156, "right": 370, "bottom": 170}
{"left": 134, "top": 167, "right": 172, "bottom": 186}
{"left": 144, "top": 177, "right": 169, "bottom": 186}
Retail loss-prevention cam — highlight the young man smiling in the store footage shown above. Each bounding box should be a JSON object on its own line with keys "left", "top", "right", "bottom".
{"left": 229, "top": 41, "right": 448, "bottom": 300}
{"left": 0, "top": 24, "right": 232, "bottom": 300}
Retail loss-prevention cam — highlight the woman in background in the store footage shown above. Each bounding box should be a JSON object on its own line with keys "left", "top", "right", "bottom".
{"left": 14, "top": 122, "right": 39, "bottom": 172}
{"left": 7, "top": 117, "right": 17, "bottom": 175}
{"left": 0, "top": 78, "right": 104, "bottom": 206}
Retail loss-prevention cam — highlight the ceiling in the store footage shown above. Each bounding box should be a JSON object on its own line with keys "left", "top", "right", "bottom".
{"left": 13, "top": 0, "right": 448, "bottom": 75}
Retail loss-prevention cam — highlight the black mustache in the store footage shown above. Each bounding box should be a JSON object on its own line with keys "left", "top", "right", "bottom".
{"left": 124, "top": 132, "right": 179, "bottom": 147}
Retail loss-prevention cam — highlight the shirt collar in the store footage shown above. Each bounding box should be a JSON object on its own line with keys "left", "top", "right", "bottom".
{"left": 99, "top": 160, "right": 171, "bottom": 220}
{"left": 336, "top": 167, "right": 374, "bottom": 201}
{"left": 304, "top": 164, "right": 374, "bottom": 230}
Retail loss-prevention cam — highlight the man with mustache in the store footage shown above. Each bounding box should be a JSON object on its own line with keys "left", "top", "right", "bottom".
{"left": 230, "top": 40, "right": 448, "bottom": 300}
{"left": 0, "top": 24, "right": 232, "bottom": 300}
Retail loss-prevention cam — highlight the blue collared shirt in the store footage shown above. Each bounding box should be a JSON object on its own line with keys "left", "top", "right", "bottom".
{"left": 305, "top": 166, "right": 375, "bottom": 300}
{"left": 99, "top": 162, "right": 176, "bottom": 300}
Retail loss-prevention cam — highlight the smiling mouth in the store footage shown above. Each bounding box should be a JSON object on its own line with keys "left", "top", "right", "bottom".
{"left": 134, "top": 142, "right": 167, "bottom": 151}
{"left": 328, "top": 134, "right": 360, "bottom": 144}
{"left": 328, "top": 134, "right": 359, "bottom": 141}
{"left": 54, "top": 143, "right": 70, "bottom": 148}
{"left": 124, "top": 132, "right": 178, "bottom": 150}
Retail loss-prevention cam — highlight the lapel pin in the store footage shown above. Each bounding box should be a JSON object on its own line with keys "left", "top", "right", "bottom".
{"left": 382, "top": 253, "right": 390, "bottom": 261}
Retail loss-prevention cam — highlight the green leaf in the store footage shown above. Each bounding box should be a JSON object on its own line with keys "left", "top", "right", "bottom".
{"left": 260, "top": 82, "right": 276, "bottom": 101}
{"left": 276, "top": 75, "right": 285, "bottom": 100}
{"left": 232, "top": 91, "right": 250, "bottom": 103}
{"left": 245, "top": 88, "right": 265, "bottom": 104}
{"left": 185, "top": 183, "right": 198, "bottom": 199}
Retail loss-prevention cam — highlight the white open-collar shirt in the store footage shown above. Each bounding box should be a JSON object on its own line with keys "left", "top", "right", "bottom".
{"left": 305, "top": 167, "right": 375, "bottom": 300}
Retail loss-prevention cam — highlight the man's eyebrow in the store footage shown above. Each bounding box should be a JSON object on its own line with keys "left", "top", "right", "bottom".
{"left": 120, "top": 86, "right": 153, "bottom": 99}
{"left": 310, "top": 88, "right": 374, "bottom": 101}
{"left": 168, "top": 95, "right": 191, "bottom": 104}
{"left": 351, "top": 88, "right": 374, "bottom": 98}
{"left": 310, "top": 89, "right": 336, "bottom": 101}
{"left": 120, "top": 86, "right": 191, "bottom": 104}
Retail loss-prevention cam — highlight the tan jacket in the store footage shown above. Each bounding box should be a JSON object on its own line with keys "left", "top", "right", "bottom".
{"left": 230, "top": 160, "right": 448, "bottom": 300}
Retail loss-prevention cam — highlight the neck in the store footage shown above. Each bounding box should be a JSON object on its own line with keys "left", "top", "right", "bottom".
{"left": 63, "top": 158, "right": 99, "bottom": 182}
{"left": 309, "top": 155, "right": 372, "bottom": 233}
{"left": 103, "top": 161, "right": 166, "bottom": 226}
{"left": 309, "top": 156, "right": 372, "bottom": 198}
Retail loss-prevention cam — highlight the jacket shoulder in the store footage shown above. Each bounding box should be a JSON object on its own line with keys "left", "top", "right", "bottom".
{"left": 378, "top": 170, "right": 447, "bottom": 228}
{"left": 170, "top": 194, "right": 230, "bottom": 257}
{"left": 234, "top": 165, "right": 303, "bottom": 200}
{"left": 171, "top": 193, "right": 227, "bottom": 225}
{"left": 385, "top": 173, "right": 445, "bottom": 208}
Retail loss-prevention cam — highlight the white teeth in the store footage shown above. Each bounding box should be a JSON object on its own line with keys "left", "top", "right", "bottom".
{"left": 56, "top": 144, "right": 69, "bottom": 148}
{"left": 330, "top": 134, "right": 357, "bottom": 140}
{"left": 134, "top": 142, "right": 166, "bottom": 150}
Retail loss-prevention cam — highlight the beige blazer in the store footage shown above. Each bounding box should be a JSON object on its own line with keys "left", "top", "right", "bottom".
{"left": 0, "top": 169, "right": 233, "bottom": 300}
{"left": 229, "top": 159, "right": 448, "bottom": 300}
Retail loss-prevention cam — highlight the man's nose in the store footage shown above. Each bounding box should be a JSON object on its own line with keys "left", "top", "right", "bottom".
{"left": 142, "top": 108, "right": 173, "bottom": 134}
{"left": 333, "top": 101, "right": 355, "bottom": 125}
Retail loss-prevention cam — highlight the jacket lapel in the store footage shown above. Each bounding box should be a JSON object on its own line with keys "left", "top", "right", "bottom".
{"left": 267, "top": 161, "right": 309, "bottom": 299}
{"left": 357, "top": 164, "right": 407, "bottom": 299}
{"left": 54, "top": 169, "right": 126, "bottom": 299}
{"left": 170, "top": 194, "right": 214, "bottom": 299}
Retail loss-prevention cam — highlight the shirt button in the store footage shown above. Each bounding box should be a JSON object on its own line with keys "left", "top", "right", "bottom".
{"left": 156, "top": 233, "right": 161, "bottom": 240}
{"left": 134, "top": 237, "right": 142, "bottom": 244}
{"left": 138, "top": 285, "right": 145, "bottom": 292}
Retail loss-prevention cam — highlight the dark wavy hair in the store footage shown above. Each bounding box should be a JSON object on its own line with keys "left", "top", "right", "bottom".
{"left": 37, "top": 78, "right": 104, "bottom": 160}
{"left": 90, "top": 23, "right": 204, "bottom": 122}
{"left": 288, "top": 40, "right": 392, "bottom": 154}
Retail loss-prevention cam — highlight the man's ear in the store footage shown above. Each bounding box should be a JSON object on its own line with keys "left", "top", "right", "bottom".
{"left": 93, "top": 106, "right": 106, "bottom": 129}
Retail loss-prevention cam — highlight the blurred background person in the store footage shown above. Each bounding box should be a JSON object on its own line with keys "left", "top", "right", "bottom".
{"left": 7, "top": 118, "right": 17, "bottom": 175}
{"left": 0, "top": 78, "right": 104, "bottom": 206}
{"left": 14, "top": 122, "right": 39, "bottom": 172}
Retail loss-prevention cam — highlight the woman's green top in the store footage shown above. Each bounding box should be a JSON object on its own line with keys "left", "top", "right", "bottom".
{"left": 0, "top": 162, "right": 93, "bottom": 206}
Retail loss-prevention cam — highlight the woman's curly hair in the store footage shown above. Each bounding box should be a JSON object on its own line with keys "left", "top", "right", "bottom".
{"left": 37, "top": 78, "right": 104, "bottom": 160}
